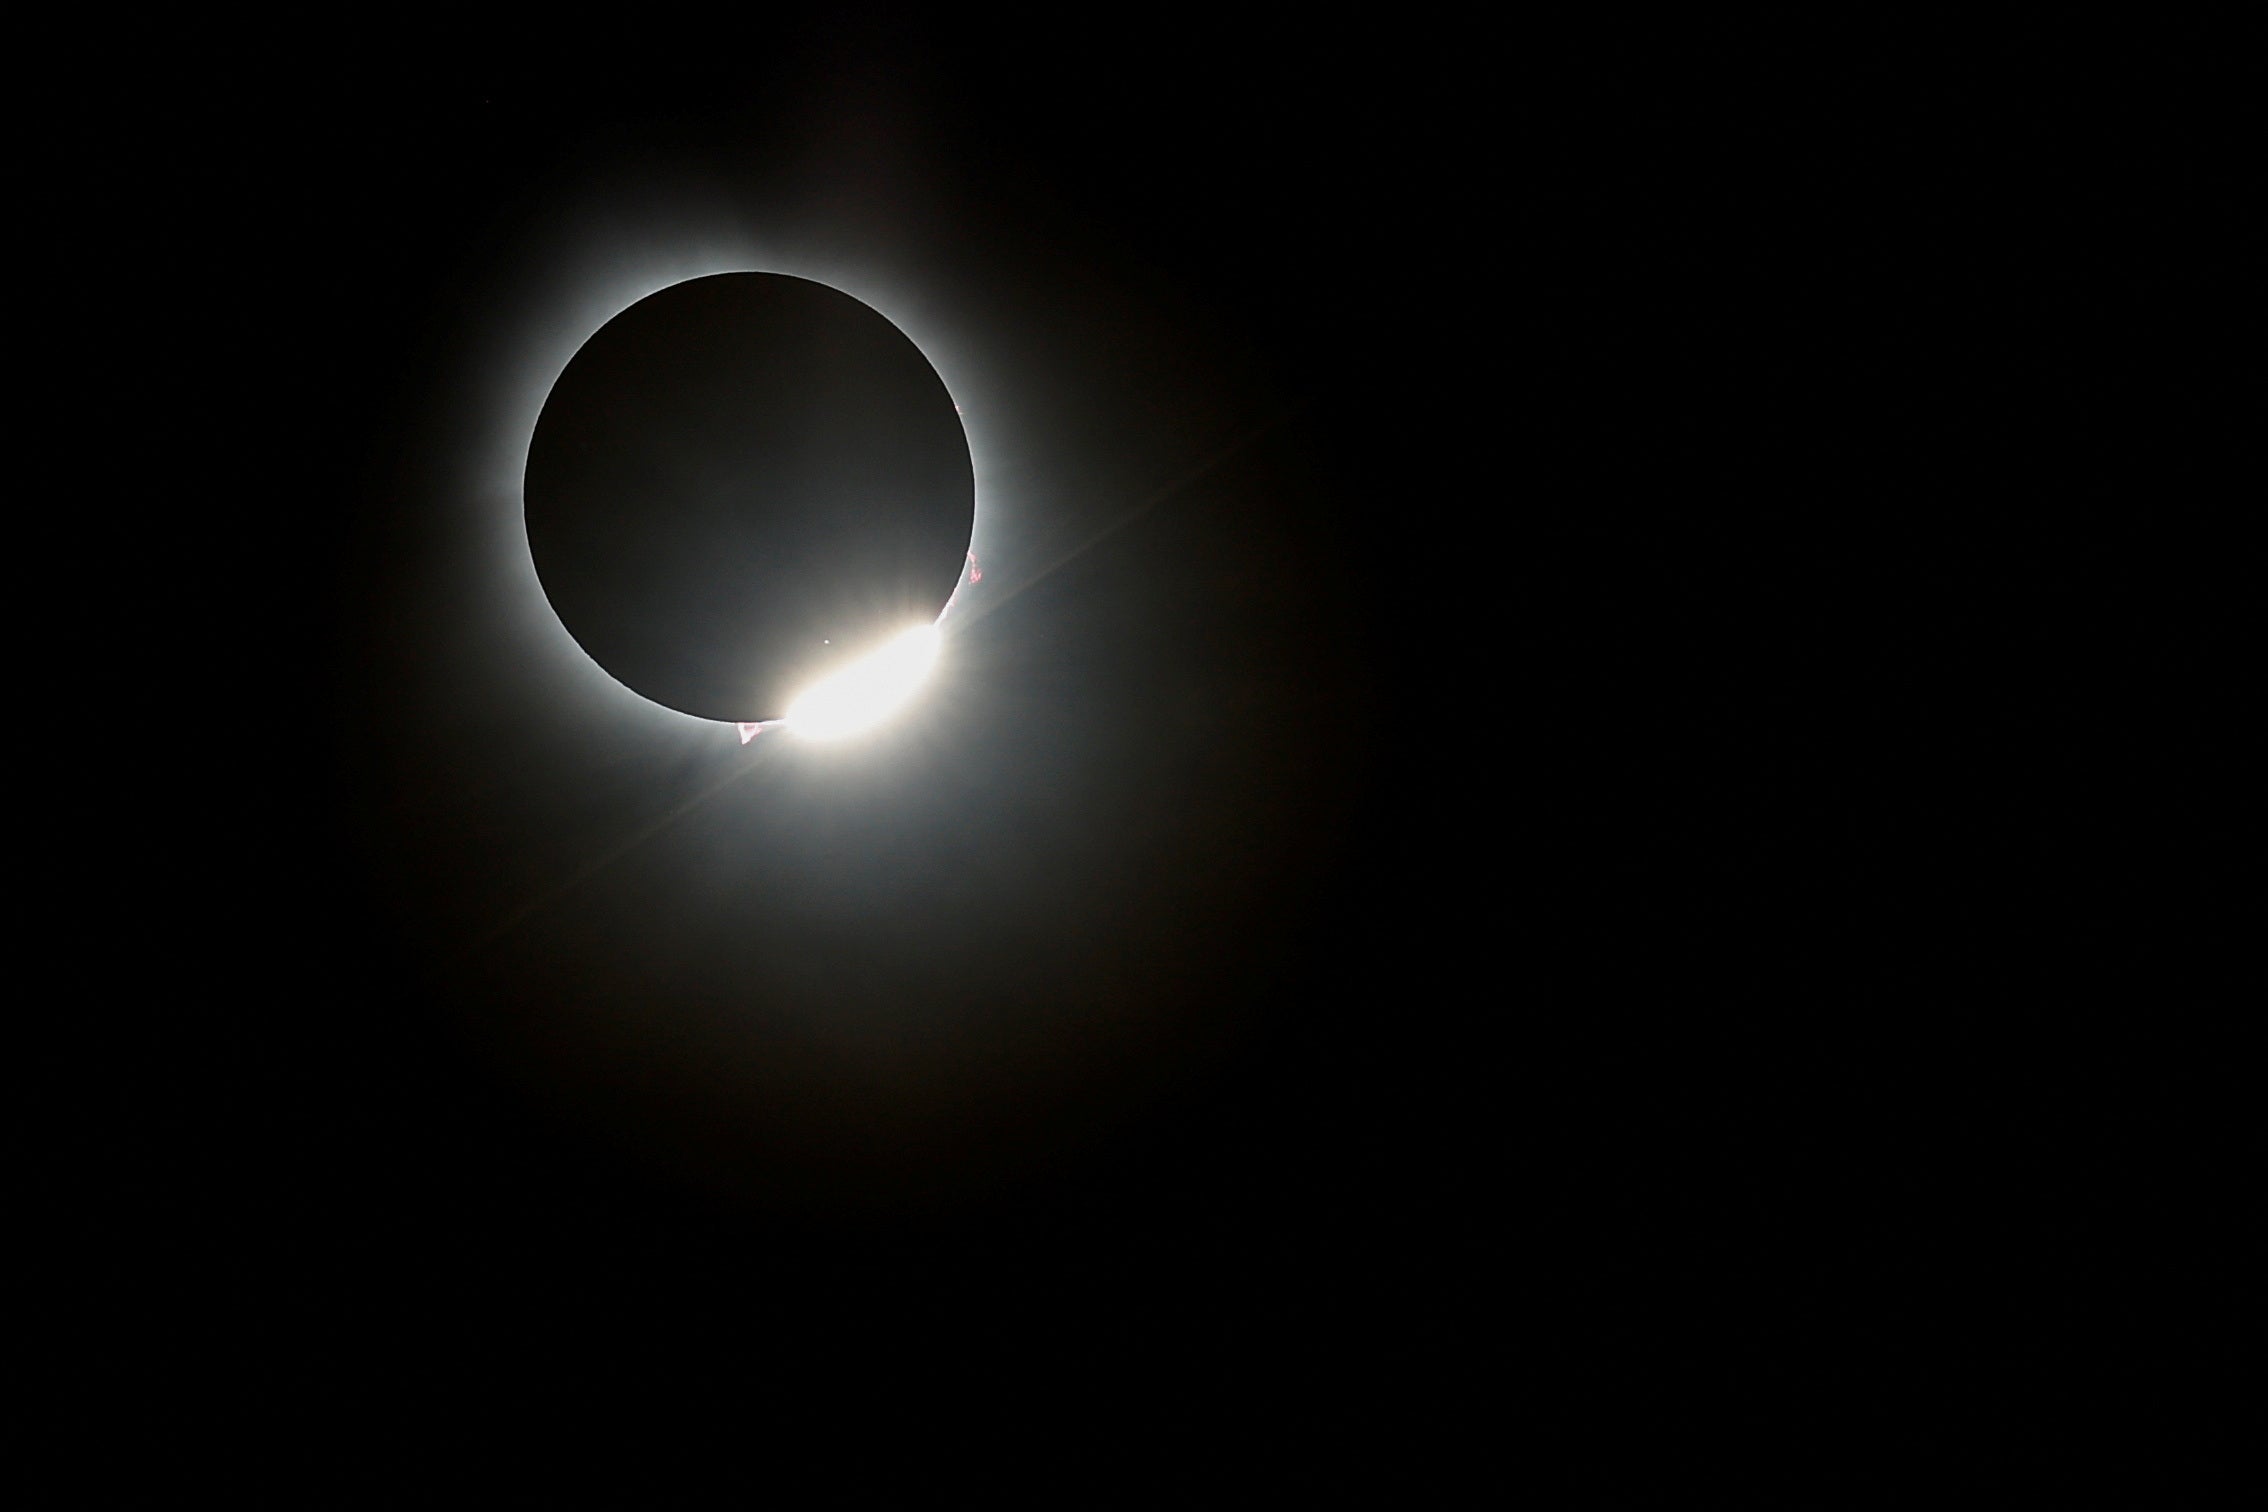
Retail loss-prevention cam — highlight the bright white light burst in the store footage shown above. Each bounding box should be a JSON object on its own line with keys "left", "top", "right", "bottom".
{"left": 784, "top": 624, "right": 942, "bottom": 740}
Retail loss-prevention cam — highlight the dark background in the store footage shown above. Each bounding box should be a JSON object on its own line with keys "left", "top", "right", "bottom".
{"left": 43, "top": 13, "right": 2256, "bottom": 1496}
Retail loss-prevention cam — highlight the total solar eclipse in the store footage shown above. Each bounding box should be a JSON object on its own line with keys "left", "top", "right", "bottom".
{"left": 523, "top": 272, "right": 976, "bottom": 728}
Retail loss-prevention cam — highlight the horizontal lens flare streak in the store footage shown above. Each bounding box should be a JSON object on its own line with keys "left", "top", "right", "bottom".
{"left": 784, "top": 624, "right": 941, "bottom": 740}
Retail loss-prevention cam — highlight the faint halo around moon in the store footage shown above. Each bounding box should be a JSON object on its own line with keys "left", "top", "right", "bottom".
{"left": 523, "top": 272, "right": 975, "bottom": 723}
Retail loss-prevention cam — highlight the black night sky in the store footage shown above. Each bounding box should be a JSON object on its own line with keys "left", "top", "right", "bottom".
{"left": 46, "top": 15, "right": 2256, "bottom": 1495}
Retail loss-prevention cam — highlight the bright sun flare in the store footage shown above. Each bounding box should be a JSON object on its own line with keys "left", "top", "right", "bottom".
{"left": 783, "top": 624, "right": 942, "bottom": 740}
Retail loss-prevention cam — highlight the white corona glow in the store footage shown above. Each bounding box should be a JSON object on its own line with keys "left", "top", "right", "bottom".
{"left": 445, "top": 182, "right": 991, "bottom": 741}
{"left": 784, "top": 624, "right": 942, "bottom": 740}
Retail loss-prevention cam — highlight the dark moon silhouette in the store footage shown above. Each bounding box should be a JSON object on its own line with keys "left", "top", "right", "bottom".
{"left": 524, "top": 273, "right": 975, "bottom": 722}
